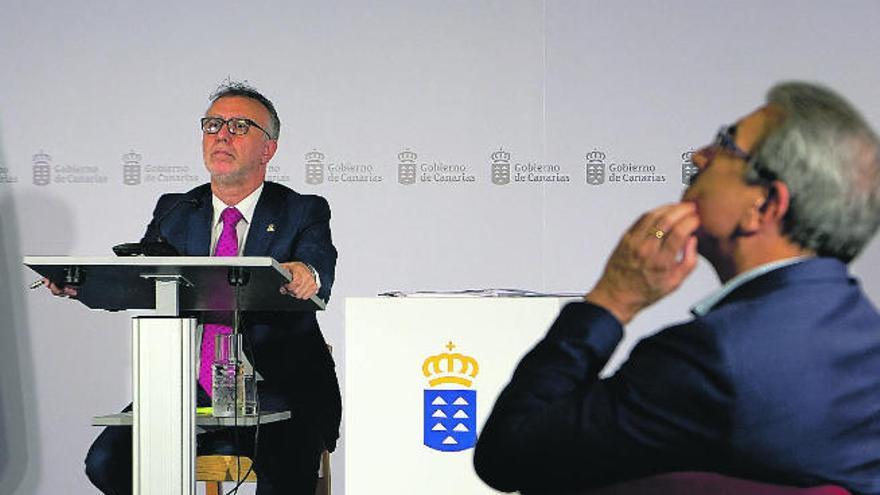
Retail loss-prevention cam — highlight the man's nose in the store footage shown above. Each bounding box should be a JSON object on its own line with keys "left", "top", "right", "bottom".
{"left": 214, "top": 122, "right": 233, "bottom": 141}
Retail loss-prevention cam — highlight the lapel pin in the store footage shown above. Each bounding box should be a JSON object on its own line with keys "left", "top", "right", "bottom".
{"left": 266, "top": 224, "right": 276, "bottom": 232}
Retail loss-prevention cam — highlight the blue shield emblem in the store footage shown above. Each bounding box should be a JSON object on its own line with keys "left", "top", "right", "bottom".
{"left": 423, "top": 389, "right": 476, "bottom": 452}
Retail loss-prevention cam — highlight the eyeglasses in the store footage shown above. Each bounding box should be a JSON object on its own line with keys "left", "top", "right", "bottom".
{"left": 687, "top": 125, "right": 777, "bottom": 186}
{"left": 686, "top": 125, "right": 756, "bottom": 186}
{"left": 712, "top": 125, "right": 752, "bottom": 162}
{"left": 201, "top": 117, "right": 274, "bottom": 139}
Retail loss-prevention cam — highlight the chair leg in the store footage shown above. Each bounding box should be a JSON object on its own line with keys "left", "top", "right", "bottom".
{"left": 316, "top": 450, "right": 331, "bottom": 495}
{"left": 206, "top": 481, "right": 222, "bottom": 495}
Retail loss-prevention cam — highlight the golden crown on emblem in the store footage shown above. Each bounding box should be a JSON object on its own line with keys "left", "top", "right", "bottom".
{"left": 423, "top": 344, "right": 479, "bottom": 388}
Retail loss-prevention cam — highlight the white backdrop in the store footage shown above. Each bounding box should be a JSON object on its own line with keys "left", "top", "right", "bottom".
{"left": 2, "top": 1, "right": 880, "bottom": 494}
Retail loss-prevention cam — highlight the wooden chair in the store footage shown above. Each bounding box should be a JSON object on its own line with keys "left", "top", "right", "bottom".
{"left": 196, "top": 449, "right": 331, "bottom": 495}
{"left": 197, "top": 345, "right": 335, "bottom": 494}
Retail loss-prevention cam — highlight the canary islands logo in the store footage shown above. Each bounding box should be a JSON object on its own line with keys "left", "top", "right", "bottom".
{"left": 398, "top": 149, "right": 418, "bottom": 185}
{"left": 681, "top": 150, "right": 697, "bottom": 185}
{"left": 422, "top": 342, "right": 478, "bottom": 452}
{"left": 585, "top": 149, "right": 606, "bottom": 185}
{"left": 305, "top": 150, "right": 325, "bottom": 185}
{"left": 33, "top": 150, "right": 52, "bottom": 186}
{"left": 490, "top": 148, "right": 511, "bottom": 185}
{"left": 122, "top": 150, "right": 142, "bottom": 185}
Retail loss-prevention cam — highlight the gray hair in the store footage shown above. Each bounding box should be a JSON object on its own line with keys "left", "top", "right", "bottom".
{"left": 746, "top": 81, "right": 880, "bottom": 262}
{"left": 209, "top": 79, "right": 280, "bottom": 140}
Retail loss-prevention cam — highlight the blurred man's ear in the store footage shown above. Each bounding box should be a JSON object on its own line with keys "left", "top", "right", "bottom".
{"left": 739, "top": 181, "right": 790, "bottom": 237}
{"left": 261, "top": 139, "right": 278, "bottom": 165}
{"left": 759, "top": 181, "right": 790, "bottom": 222}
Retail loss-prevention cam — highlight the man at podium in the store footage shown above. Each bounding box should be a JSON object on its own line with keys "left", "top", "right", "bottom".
{"left": 59, "top": 81, "right": 341, "bottom": 494}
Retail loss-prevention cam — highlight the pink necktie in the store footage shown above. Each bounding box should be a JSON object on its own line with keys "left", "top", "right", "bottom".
{"left": 199, "top": 206, "right": 243, "bottom": 396}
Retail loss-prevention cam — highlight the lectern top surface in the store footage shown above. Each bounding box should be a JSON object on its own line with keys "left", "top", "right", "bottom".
{"left": 24, "top": 256, "right": 324, "bottom": 312}
{"left": 24, "top": 255, "right": 287, "bottom": 271}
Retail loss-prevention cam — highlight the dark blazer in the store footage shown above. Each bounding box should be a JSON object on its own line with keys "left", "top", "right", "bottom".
{"left": 141, "top": 181, "right": 341, "bottom": 451}
{"left": 474, "top": 258, "right": 880, "bottom": 495}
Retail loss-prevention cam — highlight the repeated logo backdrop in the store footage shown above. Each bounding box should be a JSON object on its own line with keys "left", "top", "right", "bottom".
{"left": 0, "top": 149, "right": 703, "bottom": 188}
{"left": 17, "top": 151, "right": 203, "bottom": 188}
{"left": 0, "top": 149, "right": 699, "bottom": 188}
{"left": 26, "top": 147, "right": 700, "bottom": 189}
{"left": 0, "top": 148, "right": 699, "bottom": 189}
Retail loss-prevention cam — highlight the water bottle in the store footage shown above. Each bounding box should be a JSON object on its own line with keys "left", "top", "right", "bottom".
{"left": 212, "top": 333, "right": 240, "bottom": 417}
{"left": 212, "top": 333, "right": 258, "bottom": 417}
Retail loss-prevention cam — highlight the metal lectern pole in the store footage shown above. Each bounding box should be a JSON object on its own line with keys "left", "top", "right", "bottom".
{"left": 132, "top": 275, "right": 197, "bottom": 495}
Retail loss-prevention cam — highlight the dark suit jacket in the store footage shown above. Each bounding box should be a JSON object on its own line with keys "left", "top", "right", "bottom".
{"left": 474, "top": 258, "right": 880, "bottom": 495}
{"left": 141, "top": 181, "right": 341, "bottom": 452}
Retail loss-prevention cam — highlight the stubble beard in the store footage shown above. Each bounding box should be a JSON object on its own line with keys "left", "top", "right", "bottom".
{"left": 207, "top": 159, "right": 263, "bottom": 188}
{"left": 211, "top": 168, "right": 248, "bottom": 186}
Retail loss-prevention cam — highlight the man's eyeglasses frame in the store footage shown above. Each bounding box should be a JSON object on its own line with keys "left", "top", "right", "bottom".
{"left": 201, "top": 117, "right": 275, "bottom": 139}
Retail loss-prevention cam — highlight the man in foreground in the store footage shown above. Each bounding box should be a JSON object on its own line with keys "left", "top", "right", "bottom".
{"left": 474, "top": 82, "right": 880, "bottom": 494}
{"left": 73, "top": 81, "right": 340, "bottom": 494}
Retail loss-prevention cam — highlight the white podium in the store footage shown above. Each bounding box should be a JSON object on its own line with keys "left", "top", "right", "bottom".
{"left": 345, "top": 296, "right": 575, "bottom": 494}
{"left": 25, "top": 256, "right": 322, "bottom": 495}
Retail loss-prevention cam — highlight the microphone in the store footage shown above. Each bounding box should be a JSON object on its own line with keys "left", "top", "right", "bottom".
{"left": 112, "top": 196, "right": 202, "bottom": 256}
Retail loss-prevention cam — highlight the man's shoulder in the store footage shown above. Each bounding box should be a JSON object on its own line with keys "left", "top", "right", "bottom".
{"left": 261, "top": 181, "right": 331, "bottom": 208}
{"left": 686, "top": 257, "right": 880, "bottom": 358}
{"left": 153, "top": 183, "right": 211, "bottom": 212}
{"left": 709, "top": 257, "right": 857, "bottom": 316}
{"left": 156, "top": 183, "right": 211, "bottom": 204}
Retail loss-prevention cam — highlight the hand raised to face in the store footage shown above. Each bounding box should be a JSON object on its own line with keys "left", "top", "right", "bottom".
{"left": 585, "top": 202, "right": 700, "bottom": 325}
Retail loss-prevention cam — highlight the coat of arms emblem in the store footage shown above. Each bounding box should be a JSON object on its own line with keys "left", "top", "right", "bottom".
{"left": 422, "top": 342, "right": 479, "bottom": 452}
